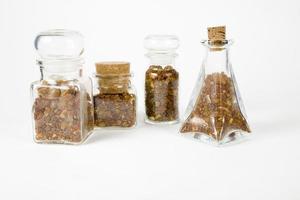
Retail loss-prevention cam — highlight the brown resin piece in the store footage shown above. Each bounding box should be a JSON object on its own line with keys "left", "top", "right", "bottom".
{"left": 93, "top": 62, "right": 136, "bottom": 128}
{"left": 33, "top": 81, "right": 93, "bottom": 143}
{"left": 145, "top": 65, "right": 179, "bottom": 122}
{"left": 180, "top": 72, "right": 250, "bottom": 141}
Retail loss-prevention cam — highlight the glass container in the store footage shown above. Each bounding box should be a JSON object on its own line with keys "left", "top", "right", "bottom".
{"left": 144, "top": 35, "right": 179, "bottom": 124}
{"left": 31, "top": 29, "right": 94, "bottom": 144}
{"left": 180, "top": 26, "right": 251, "bottom": 145}
{"left": 93, "top": 62, "right": 136, "bottom": 128}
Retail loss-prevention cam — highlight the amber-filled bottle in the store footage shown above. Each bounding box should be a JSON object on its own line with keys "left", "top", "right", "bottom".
{"left": 93, "top": 62, "right": 137, "bottom": 128}
{"left": 180, "top": 26, "right": 251, "bottom": 145}
{"left": 144, "top": 35, "right": 180, "bottom": 124}
{"left": 31, "top": 29, "right": 94, "bottom": 144}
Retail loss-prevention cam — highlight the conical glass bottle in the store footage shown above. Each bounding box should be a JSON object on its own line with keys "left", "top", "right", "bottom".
{"left": 180, "top": 26, "right": 251, "bottom": 145}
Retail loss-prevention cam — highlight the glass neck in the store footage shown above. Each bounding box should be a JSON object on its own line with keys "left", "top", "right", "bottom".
{"left": 146, "top": 52, "right": 177, "bottom": 66}
{"left": 39, "top": 61, "right": 82, "bottom": 81}
{"left": 95, "top": 73, "right": 132, "bottom": 94}
{"left": 96, "top": 73, "right": 131, "bottom": 86}
{"left": 204, "top": 47, "right": 230, "bottom": 73}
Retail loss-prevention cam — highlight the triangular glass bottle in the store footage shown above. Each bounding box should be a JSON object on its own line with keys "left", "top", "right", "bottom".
{"left": 180, "top": 26, "right": 251, "bottom": 145}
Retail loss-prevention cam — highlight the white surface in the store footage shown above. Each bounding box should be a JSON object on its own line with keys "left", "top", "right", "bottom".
{"left": 0, "top": 0, "right": 300, "bottom": 199}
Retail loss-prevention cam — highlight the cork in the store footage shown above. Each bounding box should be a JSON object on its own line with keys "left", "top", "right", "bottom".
{"left": 95, "top": 61, "right": 130, "bottom": 75}
{"left": 208, "top": 26, "right": 226, "bottom": 41}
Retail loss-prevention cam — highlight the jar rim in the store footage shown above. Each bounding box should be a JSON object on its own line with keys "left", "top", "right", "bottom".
{"left": 37, "top": 57, "right": 84, "bottom": 66}
{"left": 93, "top": 72, "right": 133, "bottom": 78}
{"left": 145, "top": 52, "right": 178, "bottom": 58}
{"left": 37, "top": 58, "right": 84, "bottom": 73}
{"left": 201, "top": 39, "right": 234, "bottom": 48}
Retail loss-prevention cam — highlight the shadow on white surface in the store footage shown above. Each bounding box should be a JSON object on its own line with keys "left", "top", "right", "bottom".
{"left": 251, "top": 110, "right": 300, "bottom": 141}
{"left": 84, "top": 111, "right": 148, "bottom": 144}
{"left": 84, "top": 111, "right": 183, "bottom": 144}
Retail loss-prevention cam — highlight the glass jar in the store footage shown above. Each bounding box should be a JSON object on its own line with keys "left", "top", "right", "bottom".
{"left": 144, "top": 35, "right": 179, "bottom": 124}
{"left": 31, "top": 29, "right": 94, "bottom": 144}
{"left": 180, "top": 26, "right": 251, "bottom": 145}
{"left": 93, "top": 62, "right": 137, "bottom": 128}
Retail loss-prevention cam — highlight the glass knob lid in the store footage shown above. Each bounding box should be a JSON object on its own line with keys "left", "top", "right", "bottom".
{"left": 34, "top": 29, "right": 84, "bottom": 59}
{"left": 144, "top": 35, "right": 179, "bottom": 52}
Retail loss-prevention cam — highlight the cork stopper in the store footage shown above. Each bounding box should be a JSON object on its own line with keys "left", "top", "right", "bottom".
{"left": 95, "top": 62, "right": 130, "bottom": 75}
{"left": 95, "top": 62, "right": 131, "bottom": 94}
{"left": 208, "top": 26, "right": 226, "bottom": 41}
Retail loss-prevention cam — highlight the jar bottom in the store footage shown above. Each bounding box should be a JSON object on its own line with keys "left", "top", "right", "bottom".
{"left": 34, "top": 130, "right": 93, "bottom": 145}
{"left": 93, "top": 123, "right": 137, "bottom": 130}
{"left": 181, "top": 130, "right": 249, "bottom": 146}
{"left": 145, "top": 117, "right": 179, "bottom": 125}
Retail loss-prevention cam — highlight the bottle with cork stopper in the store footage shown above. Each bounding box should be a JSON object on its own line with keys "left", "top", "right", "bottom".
{"left": 93, "top": 62, "right": 137, "bottom": 128}
{"left": 180, "top": 26, "right": 251, "bottom": 146}
{"left": 31, "top": 29, "right": 94, "bottom": 144}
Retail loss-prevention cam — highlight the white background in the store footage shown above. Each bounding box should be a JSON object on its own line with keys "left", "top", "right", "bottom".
{"left": 0, "top": 0, "right": 300, "bottom": 199}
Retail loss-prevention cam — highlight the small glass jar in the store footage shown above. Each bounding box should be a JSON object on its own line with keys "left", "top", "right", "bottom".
{"left": 144, "top": 35, "right": 180, "bottom": 124}
{"left": 31, "top": 29, "right": 94, "bottom": 144}
{"left": 93, "top": 62, "right": 137, "bottom": 128}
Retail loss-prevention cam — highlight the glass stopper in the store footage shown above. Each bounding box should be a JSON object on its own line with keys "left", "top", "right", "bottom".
{"left": 144, "top": 35, "right": 179, "bottom": 52}
{"left": 34, "top": 29, "right": 84, "bottom": 59}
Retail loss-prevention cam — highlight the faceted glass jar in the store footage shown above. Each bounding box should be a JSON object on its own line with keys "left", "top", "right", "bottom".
{"left": 92, "top": 62, "right": 137, "bottom": 128}
{"left": 180, "top": 40, "right": 251, "bottom": 146}
{"left": 144, "top": 35, "right": 180, "bottom": 124}
{"left": 31, "top": 30, "right": 94, "bottom": 144}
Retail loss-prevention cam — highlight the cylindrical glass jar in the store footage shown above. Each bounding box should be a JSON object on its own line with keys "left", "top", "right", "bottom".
{"left": 144, "top": 35, "right": 179, "bottom": 124}
{"left": 93, "top": 62, "right": 137, "bottom": 128}
{"left": 31, "top": 29, "right": 94, "bottom": 144}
